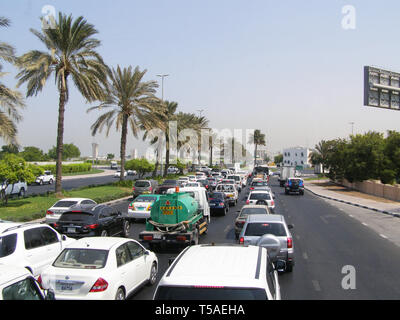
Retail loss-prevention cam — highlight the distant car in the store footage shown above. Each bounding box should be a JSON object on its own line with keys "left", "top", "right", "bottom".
{"left": 0, "top": 265, "right": 54, "bottom": 300}
{"left": 126, "top": 170, "right": 137, "bottom": 176}
{"left": 208, "top": 192, "right": 229, "bottom": 216}
{"left": 127, "top": 194, "right": 162, "bottom": 221}
{"left": 0, "top": 222, "right": 75, "bottom": 278}
{"left": 167, "top": 166, "right": 179, "bottom": 174}
{"left": 234, "top": 205, "right": 271, "bottom": 239}
{"left": 35, "top": 171, "right": 54, "bottom": 185}
{"left": 185, "top": 182, "right": 202, "bottom": 188}
{"left": 114, "top": 170, "right": 127, "bottom": 178}
{"left": 195, "top": 179, "right": 210, "bottom": 190}
{"left": 132, "top": 180, "right": 158, "bottom": 197}
{"left": 54, "top": 204, "right": 130, "bottom": 239}
{"left": 239, "top": 214, "right": 294, "bottom": 272}
{"left": 246, "top": 190, "right": 275, "bottom": 212}
{"left": 177, "top": 177, "right": 189, "bottom": 187}
{"left": 0, "top": 180, "right": 28, "bottom": 199}
{"left": 285, "top": 177, "right": 305, "bottom": 195}
{"left": 207, "top": 177, "right": 217, "bottom": 189}
{"left": 195, "top": 172, "right": 207, "bottom": 180}
{"left": 187, "top": 175, "right": 196, "bottom": 182}
{"left": 46, "top": 198, "right": 97, "bottom": 226}
{"left": 215, "top": 184, "right": 238, "bottom": 206}
{"left": 39, "top": 237, "right": 158, "bottom": 300}
{"left": 155, "top": 180, "right": 180, "bottom": 194}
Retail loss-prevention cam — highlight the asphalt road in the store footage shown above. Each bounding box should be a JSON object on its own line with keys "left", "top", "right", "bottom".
{"left": 109, "top": 176, "right": 400, "bottom": 300}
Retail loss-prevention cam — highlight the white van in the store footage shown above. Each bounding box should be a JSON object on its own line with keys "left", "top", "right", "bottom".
{"left": 166, "top": 187, "right": 211, "bottom": 223}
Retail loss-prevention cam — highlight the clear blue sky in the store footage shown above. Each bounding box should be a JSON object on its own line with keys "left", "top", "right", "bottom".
{"left": 1, "top": 0, "right": 400, "bottom": 157}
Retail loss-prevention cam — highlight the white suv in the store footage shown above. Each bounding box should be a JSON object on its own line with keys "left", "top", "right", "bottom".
{"left": 0, "top": 221, "right": 75, "bottom": 278}
{"left": 153, "top": 244, "right": 281, "bottom": 300}
{"left": 246, "top": 190, "right": 275, "bottom": 213}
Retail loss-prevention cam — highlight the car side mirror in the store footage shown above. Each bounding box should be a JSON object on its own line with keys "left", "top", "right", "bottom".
{"left": 274, "top": 260, "right": 286, "bottom": 273}
{"left": 61, "top": 235, "right": 67, "bottom": 241}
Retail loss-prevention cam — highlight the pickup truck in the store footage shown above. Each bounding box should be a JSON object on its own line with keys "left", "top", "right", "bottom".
{"left": 0, "top": 180, "right": 28, "bottom": 198}
{"left": 35, "top": 170, "right": 55, "bottom": 185}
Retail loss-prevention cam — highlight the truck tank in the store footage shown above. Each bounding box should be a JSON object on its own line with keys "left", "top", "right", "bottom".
{"left": 145, "top": 192, "right": 200, "bottom": 232}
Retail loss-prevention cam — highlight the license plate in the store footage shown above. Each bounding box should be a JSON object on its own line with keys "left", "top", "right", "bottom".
{"left": 227, "top": 194, "right": 233, "bottom": 198}
{"left": 210, "top": 203, "right": 215, "bottom": 206}
{"left": 153, "top": 234, "right": 162, "bottom": 240}
{"left": 67, "top": 228, "right": 75, "bottom": 233}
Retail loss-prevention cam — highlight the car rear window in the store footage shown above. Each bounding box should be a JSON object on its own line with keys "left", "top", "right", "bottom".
{"left": 53, "top": 201, "right": 78, "bottom": 208}
{"left": 163, "top": 180, "right": 177, "bottom": 185}
{"left": 245, "top": 222, "right": 287, "bottom": 237}
{"left": 241, "top": 208, "right": 269, "bottom": 215}
{"left": 59, "top": 212, "right": 95, "bottom": 223}
{"left": 154, "top": 286, "right": 267, "bottom": 300}
{"left": 53, "top": 248, "right": 108, "bottom": 269}
{"left": 249, "top": 193, "right": 271, "bottom": 200}
{"left": 209, "top": 192, "right": 224, "bottom": 199}
{"left": 135, "top": 181, "right": 151, "bottom": 187}
{"left": 0, "top": 233, "right": 17, "bottom": 258}
{"left": 134, "top": 196, "right": 158, "bottom": 203}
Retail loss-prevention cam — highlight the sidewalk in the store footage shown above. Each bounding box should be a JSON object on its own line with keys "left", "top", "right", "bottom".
{"left": 305, "top": 180, "right": 400, "bottom": 218}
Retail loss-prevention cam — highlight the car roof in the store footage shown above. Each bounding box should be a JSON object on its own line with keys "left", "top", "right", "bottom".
{"left": 161, "top": 244, "right": 266, "bottom": 287}
{"left": 64, "top": 237, "right": 130, "bottom": 251}
{"left": 52, "top": 198, "right": 93, "bottom": 203}
{"left": 0, "top": 221, "right": 43, "bottom": 234}
{"left": 240, "top": 204, "right": 270, "bottom": 210}
{"left": 0, "top": 265, "right": 32, "bottom": 285}
{"left": 249, "top": 190, "right": 271, "bottom": 194}
{"left": 246, "top": 214, "right": 285, "bottom": 223}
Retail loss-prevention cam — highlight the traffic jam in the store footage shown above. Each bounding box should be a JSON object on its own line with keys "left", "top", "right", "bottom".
{"left": 0, "top": 165, "right": 301, "bottom": 300}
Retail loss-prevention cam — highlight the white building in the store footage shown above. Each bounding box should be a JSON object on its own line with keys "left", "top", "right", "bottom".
{"left": 282, "top": 147, "right": 312, "bottom": 168}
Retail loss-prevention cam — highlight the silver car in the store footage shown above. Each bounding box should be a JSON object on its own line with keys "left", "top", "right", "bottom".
{"left": 234, "top": 204, "right": 271, "bottom": 239}
{"left": 45, "top": 198, "right": 97, "bottom": 226}
{"left": 238, "top": 214, "right": 294, "bottom": 272}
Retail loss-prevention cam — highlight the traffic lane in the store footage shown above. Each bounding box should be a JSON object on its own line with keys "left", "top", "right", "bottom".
{"left": 26, "top": 175, "right": 138, "bottom": 195}
{"left": 270, "top": 177, "right": 400, "bottom": 299}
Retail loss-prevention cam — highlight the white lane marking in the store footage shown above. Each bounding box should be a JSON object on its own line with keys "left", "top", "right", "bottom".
{"left": 349, "top": 215, "right": 354, "bottom": 218}
{"left": 296, "top": 235, "right": 300, "bottom": 240}
{"left": 224, "top": 225, "right": 230, "bottom": 233}
{"left": 320, "top": 216, "right": 329, "bottom": 224}
{"left": 379, "top": 234, "right": 388, "bottom": 239}
{"left": 362, "top": 222, "right": 368, "bottom": 226}
{"left": 303, "top": 252, "right": 308, "bottom": 260}
{"left": 312, "top": 280, "right": 321, "bottom": 292}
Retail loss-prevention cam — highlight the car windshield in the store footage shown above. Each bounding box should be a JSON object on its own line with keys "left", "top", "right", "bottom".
{"left": 217, "top": 185, "right": 234, "bottom": 191}
{"left": 228, "top": 176, "right": 240, "bottom": 181}
{"left": 251, "top": 181, "right": 268, "bottom": 186}
{"left": 154, "top": 286, "right": 267, "bottom": 300}
{"left": 245, "top": 222, "right": 287, "bottom": 237}
{"left": 53, "top": 248, "right": 108, "bottom": 269}
{"left": 135, "top": 181, "right": 150, "bottom": 187}
{"left": 0, "top": 233, "right": 17, "bottom": 258}
{"left": 241, "top": 208, "right": 269, "bottom": 215}
{"left": 134, "top": 196, "right": 158, "bottom": 203}
{"left": 249, "top": 193, "right": 271, "bottom": 200}
{"left": 52, "top": 200, "right": 78, "bottom": 208}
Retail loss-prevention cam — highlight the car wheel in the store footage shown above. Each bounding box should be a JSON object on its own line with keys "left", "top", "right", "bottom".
{"left": 147, "top": 262, "right": 158, "bottom": 286}
{"left": 115, "top": 287, "right": 125, "bottom": 300}
{"left": 123, "top": 221, "right": 131, "bottom": 237}
{"left": 39, "top": 180, "right": 43, "bottom": 185}
{"left": 18, "top": 188, "right": 25, "bottom": 198}
{"left": 100, "top": 230, "right": 108, "bottom": 237}
{"left": 49, "top": 179, "right": 53, "bottom": 184}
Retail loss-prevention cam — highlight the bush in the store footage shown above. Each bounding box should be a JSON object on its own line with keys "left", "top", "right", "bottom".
{"left": 380, "top": 169, "right": 396, "bottom": 185}
{"left": 113, "top": 180, "right": 133, "bottom": 188}
{"left": 39, "top": 163, "right": 92, "bottom": 174}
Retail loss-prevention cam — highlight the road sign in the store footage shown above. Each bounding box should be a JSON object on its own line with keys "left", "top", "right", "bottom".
{"left": 364, "top": 66, "right": 400, "bottom": 110}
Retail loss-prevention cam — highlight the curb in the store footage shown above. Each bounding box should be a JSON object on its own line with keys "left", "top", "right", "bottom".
{"left": 304, "top": 186, "right": 400, "bottom": 219}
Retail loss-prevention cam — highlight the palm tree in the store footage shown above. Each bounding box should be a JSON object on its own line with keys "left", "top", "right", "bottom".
{"left": 88, "top": 65, "right": 162, "bottom": 180}
{"left": 0, "top": 17, "right": 25, "bottom": 144}
{"left": 250, "top": 129, "right": 266, "bottom": 166}
{"left": 16, "top": 13, "right": 109, "bottom": 195}
{"left": 311, "top": 140, "right": 331, "bottom": 173}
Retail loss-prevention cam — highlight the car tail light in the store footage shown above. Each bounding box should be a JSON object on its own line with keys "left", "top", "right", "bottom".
{"left": 239, "top": 237, "right": 244, "bottom": 244}
{"left": 176, "top": 235, "right": 187, "bottom": 241}
{"left": 37, "top": 275, "right": 43, "bottom": 289}
{"left": 149, "top": 187, "right": 153, "bottom": 192}
{"left": 53, "top": 223, "right": 59, "bottom": 228}
{"left": 85, "top": 224, "right": 99, "bottom": 229}
{"left": 219, "top": 202, "right": 225, "bottom": 206}
{"left": 250, "top": 187, "right": 254, "bottom": 190}
{"left": 46, "top": 210, "right": 54, "bottom": 215}
{"left": 246, "top": 200, "right": 250, "bottom": 204}
{"left": 90, "top": 278, "right": 108, "bottom": 292}
{"left": 287, "top": 237, "right": 293, "bottom": 249}
{"left": 271, "top": 200, "right": 275, "bottom": 206}
{"left": 143, "top": 235, "right": 153, "bottom": 241}
{"left": 132, "top": 186, "right": 135, "bottom": 191}
{"left": 128, "top": 204, "right": 136, "bottom": 210}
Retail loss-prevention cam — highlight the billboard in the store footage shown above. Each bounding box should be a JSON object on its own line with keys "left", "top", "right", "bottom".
{"left": 364, "top": 66, "right": 400, "bottom": 110}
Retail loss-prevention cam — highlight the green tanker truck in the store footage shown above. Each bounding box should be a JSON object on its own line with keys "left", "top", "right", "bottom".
{"left": 139, "top": 191, "right": 208, "bottom": 249}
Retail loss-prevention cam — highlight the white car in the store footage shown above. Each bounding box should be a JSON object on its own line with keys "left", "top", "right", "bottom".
{"left": 46, "top": 198, "right": 97, "bottom": 226}
{"left": 195, "top": 172, "right": 207, "bottom": 180}
{"left": 0, "top": 222, "right": 75, "bottom": 278}
{"left": 127, "top": 194, "right": 161, "bottom": 220}
{"left": 153, "top": 244, "right": 281, "bottom": 300}
{"left": 39, "top": 237, "right": 158, "bottom": 300}
{"left": 35, "top": 171, "right": 54, "bottom": 185}
{"left": 177, "top": 177, "right": 189, "bottom": 186}
{"left": 114, "top": 170, "right": 127, "bottom": 178}
{"left": 167, "top": 166, "right": 179, "bottom": 174}
{"left": 215, "top": 183, "right": 238, "bottom": 206}
{"left": 185, "top": 182, "right": 202, "bottom": 188}
{"left": 246, "top": 190, "right": 275, "bottom": 212}
{"left": 187, "top": 175, "right": 196, "bottom": 182}
{"left": 0, "top": 265, "right": 54, "bottom": 300}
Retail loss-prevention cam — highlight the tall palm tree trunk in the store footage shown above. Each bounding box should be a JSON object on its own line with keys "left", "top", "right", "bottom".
{"left": 254, "top": 144, "right": 258, "bottom": 167}
{"left": 120, "top": 114, "right": 128, "bottom": 181}
{"left": 163, "top": 130, "right": 170, "bottom": 177}
{"left": 55, "top": 85, "right": 67, "bottom": 195}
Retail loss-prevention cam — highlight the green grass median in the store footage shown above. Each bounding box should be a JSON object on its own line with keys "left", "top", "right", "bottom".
{"left": 0, "top": 184, "right": 132, "bottom": 222}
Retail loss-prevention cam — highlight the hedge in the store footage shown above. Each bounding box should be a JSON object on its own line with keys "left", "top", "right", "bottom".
{"left": 39, "top": 163, "right": 92, "bottom": 174}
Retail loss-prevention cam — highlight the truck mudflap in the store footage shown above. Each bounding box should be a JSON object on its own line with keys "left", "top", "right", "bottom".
{"left": 139, "top": 230, "right": 194, "bottom": 245}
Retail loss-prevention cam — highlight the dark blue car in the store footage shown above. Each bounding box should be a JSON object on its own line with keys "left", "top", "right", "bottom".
{"left": 208, "top": 192, "right": 229, "bottom": 216}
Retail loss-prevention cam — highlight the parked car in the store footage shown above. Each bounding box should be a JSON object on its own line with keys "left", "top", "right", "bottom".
{"left": 208, "top": 192, "right": 229, "bottom": 216}
{"left": 246, "top": 190, "right": 275, "bottom": 212}
{"left": 53, "top": 204, "right": 130, "bottom": 239}
{"left": 114, "top": 170, "right": 127, "bottom": 178}
{"left": 0, "top": 265, "right": 55, "bottom": 300}
{"left": 285, "top": 177, "right": 305, "bottom": 195}
{"left": 153, "top": 244, "right": 281, "bottom": 300}
{"left": 45, "top": 198, "right": 97, "bottom": 227}
{"left": 0, "top": 180, "right": 28, "bottom": 199}
{"left": 39, "top": 237, "right": 158, "bottom": 300}
{"left": 126, "top": 169, "right": 137, "bottom": 176}
{"left": 127, "top": 194, "right": 162, "bottom": 221}
{"left": 35, "top": 171, "right": 54, "bottom": 185}
{"left": 239, "top": 214, "right": 294, "bottom": 272}
{"left": 0, "top": 222, "right": 75, "bottom": 278}
{"left": 132, "top": 180, "right": 158, "bottom": 197}
{"left": 234, "top": 205, "right": 271, "bottom": 239}
{"left": 167, "top": 166, "right": 179, "bottom": 174}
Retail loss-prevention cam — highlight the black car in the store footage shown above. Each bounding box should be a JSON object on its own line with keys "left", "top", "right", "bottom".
{"left": 285, "top": 178, "right": 305, "bottom": 195}
{"left": 196, "top": 179, "right": 210, "bottom": 191}
{"left": 54, "top": 204, "right": 130, "bottom": 238}
{"left": 208, "top": 192, "right": 229, "bottom": 216}
{"left": 155, "top": 180, "right": 181, "bottom": 194}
